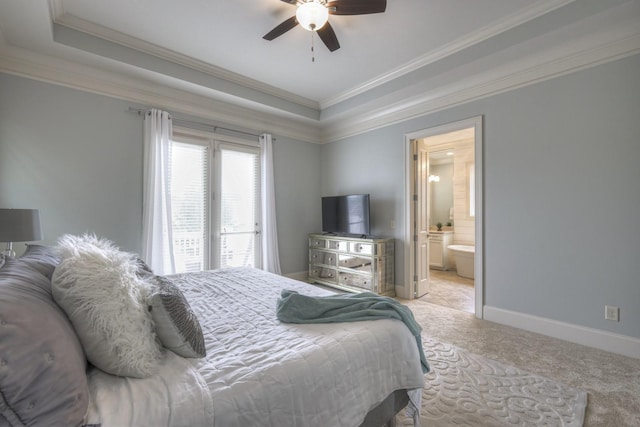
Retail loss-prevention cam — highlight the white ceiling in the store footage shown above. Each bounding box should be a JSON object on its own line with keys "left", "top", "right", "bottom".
{"left": 0, "top": 0, "right": 638, "bottom": 142}
{"left": 50, "top": 0, "right": 549, "bottom": 102}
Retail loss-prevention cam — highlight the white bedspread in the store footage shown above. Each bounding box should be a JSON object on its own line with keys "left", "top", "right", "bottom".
{"left": 86, "top": 267, "right": 424, "bottom": 427}
{"left": 84, "top": 350, "right": 213, "bottom": 426}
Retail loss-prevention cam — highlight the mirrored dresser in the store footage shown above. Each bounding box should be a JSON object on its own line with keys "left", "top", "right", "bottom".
{"left": 308, "top": 233, "right": 395, "bottom": 296}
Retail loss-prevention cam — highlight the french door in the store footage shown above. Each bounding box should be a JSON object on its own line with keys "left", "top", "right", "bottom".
{"left": 215, "top": 143, "right": 261, "bottom": 269}
{"left": 170, "top": 133, "right": 261, "bottom": 273}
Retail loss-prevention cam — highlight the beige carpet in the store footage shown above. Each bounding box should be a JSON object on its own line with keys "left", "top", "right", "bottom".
{"left": 396, "top": 337, "right": 586, "bottom": 426}
{"left": 400, "top": 299, "right": 640, "bottom": 426}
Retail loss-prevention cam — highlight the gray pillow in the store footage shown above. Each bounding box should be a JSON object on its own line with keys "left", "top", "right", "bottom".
{"left": 0, "top": 258, "right": 88, "bottom": 427}
{"left": 18, "top": 244, "right": 60, "bottom": 279}
{"left": 149, "top": 276, "right": 206, "bottom": 358}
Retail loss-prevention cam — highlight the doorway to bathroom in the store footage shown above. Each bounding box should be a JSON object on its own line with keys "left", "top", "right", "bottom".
{"left": 404, "top": 116, "right": 484, "bottom": 318}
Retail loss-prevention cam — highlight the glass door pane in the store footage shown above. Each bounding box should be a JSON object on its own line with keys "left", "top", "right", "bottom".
{"left": 170, "top": 141, "right": 210, "bottom": 273}
{"left": 218, "top": 145, "right": 260, "bottom": 268}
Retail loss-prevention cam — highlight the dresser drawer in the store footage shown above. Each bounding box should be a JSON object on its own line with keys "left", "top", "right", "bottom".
{"left": 338, "top": 254, "right": 373, "bottom": 272}
{"left": 309, "top": 266, "right": 337, "bottom": 283}
{"left": 309, "top": 237, "right": 327, "bottom": 249}
{"left": 328, "top": 240, "right": 349, "bottom": 252}
{"left": 349, "top": 242, "right": 373, "bottom": 255}
{"left": 309, "top": 249, "right": 336, "bottom": 266}
{"left": 338, "top": 271, "right": 373, "bottom": 291}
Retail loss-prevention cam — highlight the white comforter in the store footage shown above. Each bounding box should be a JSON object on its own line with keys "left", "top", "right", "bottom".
{"left": 85, "top": 267, "right": 424, "bottom": 427}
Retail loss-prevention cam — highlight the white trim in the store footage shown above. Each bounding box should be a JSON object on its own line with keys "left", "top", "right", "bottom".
{"left": 0, "top": 44, "right": 324, "bottom": 144}
{"left": 50, "top": 0, "right": 319, "bottom": 111}
{"left": 49, "top": 0, "right": 573, "bottom": 112}
{"left": 322, "top": 28, "right": 640, "bottom": 142}
{"left": 484, "top": 306, "right": 640, "bottom": 360}
{"left": 319, "top": 0, "right": 576, "bottom": 109}
{"left": 2, "top": 1, "right": 638, "bottom": 144}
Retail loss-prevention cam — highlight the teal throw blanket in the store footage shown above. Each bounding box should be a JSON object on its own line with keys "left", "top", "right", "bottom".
{"left": 276, "top": 290, "right": 430, "bottom": 373}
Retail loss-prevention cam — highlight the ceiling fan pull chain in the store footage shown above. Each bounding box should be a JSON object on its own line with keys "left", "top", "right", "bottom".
{"left": 311, "top": 32, "right": 315, "bottom": 62}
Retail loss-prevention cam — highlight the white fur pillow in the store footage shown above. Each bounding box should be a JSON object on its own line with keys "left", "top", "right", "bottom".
{"left": 51, "top": 234, "right": 162, "bottom": 378}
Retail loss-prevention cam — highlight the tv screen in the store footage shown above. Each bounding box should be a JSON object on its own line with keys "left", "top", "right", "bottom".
{"left": 321, "top": 194, "right": 371, "bottom": 236}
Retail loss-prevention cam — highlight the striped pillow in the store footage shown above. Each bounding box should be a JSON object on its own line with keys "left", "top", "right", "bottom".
{"left": 148, "top": 276, "right": 206, "bottom": 358}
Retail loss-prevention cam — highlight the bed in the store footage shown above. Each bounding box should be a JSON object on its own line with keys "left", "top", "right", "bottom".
{"left": 0, "top": 236, "right": 425, "bottom": 427}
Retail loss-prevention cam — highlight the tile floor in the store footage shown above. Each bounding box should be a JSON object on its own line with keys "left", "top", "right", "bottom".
{"left": 419, "top": 268, "right": 475, "bottom": 313}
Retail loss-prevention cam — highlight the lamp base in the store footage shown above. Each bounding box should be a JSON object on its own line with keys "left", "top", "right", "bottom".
{"left": 2, "top": 242, "right": 15, "bottom": 258}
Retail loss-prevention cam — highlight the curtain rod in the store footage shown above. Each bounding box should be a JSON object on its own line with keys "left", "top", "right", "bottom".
{"left": 127, "top": 107, "right": 264, "bottom": 140}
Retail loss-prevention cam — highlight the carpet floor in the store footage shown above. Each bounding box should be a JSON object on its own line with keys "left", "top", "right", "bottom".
{"left": 400, "top": 299, "right": 640, "bottom": 426}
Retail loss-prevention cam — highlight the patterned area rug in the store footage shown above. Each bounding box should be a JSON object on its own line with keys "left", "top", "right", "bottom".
{"left": 397, "top": 337, "right": 588, "bottom": 426}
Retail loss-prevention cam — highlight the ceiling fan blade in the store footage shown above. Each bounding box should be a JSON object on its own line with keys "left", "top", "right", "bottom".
{"left": 326, "top": 0, "right": 386, "bottom": 15}
{"left": 263, "top": 16, "right": 299, "bottom": 40}
{"left": 279, "top": 0, "right": 297, "bottom": 4}
{"left": 317, "top": 22, "right": 340, "bottom": 52}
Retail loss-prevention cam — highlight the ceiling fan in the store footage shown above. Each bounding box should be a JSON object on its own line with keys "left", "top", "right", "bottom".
{"left": 263, "top": 0, "right": 387, "bottom": 52}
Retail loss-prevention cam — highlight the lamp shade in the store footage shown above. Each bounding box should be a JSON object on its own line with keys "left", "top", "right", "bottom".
{"left": 0, "top": 209, "right": 43, "bottom": 242}
{"left": 296, "top": 0, "right": 329, "bottom": 31}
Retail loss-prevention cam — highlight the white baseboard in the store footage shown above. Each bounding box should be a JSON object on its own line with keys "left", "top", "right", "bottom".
{"left": 484, "top": 306, "right": 640, "bottom": 360}
{"left": 284, "top": 271, "right": 308, "bottom": 282}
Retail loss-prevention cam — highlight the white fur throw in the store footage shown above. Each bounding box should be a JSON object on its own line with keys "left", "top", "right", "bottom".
{"left": 51, "top": 234, "right": 162, "bottom": 378}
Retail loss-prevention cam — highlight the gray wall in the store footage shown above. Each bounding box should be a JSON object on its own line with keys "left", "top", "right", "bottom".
{"left": 0, "top": 75, "right": 143, "bottom": 253}
{"left": 2, "top": 52, "right": 638, "bottom": 339}
{"left": 0, "top": 73, "right": 321, "bottom": 274}
{"left": 321, "top": 54, "right": 640, "bottom": 339}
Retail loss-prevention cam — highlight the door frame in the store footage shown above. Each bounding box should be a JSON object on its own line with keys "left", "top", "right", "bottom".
{"left": 403, "top": 116, "right": 484, "bottom": 318}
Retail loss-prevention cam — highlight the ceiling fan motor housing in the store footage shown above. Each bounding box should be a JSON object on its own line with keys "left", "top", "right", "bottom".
{"left": 263, "top": 0, "right": 386, "bottom": 52}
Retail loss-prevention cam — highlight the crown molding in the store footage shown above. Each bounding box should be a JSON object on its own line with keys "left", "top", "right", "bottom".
{"left": 50, "top": 0, "right": 575, "bottom": 113}
{"left": 0, "top": 44, "right": 323, "bottom": 144}
{"left": 49, "top": 0, "right": 320, "bottom": 112}
{"left": 321, "top": 19, "right": 640, "bottom": 142}
{"left": 318, "top": 0, "right": 576, "bottom": 109}
{"left": 3, "top": 1, "right": 638, "bottom": 145}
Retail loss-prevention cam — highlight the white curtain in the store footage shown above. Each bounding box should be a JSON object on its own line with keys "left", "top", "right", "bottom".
{"left": 260, "top": 133, "right": 282, "bottom": 275}
{"left": 142, "top": 109, "right": 176, "bottom": 275}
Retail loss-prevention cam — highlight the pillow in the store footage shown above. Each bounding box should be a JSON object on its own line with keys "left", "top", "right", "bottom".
{"left": 148, "top": 276, "right": 206, "bottom": 358}
{"left": 135, "top": 257, "right": 154, "bottom": 277}
{"left": 18, "top": 244, "right": 60, "bottom": 279}
{"left": 0, "top": 258, "right": 88, "bottom": 427}
{"left": 51, "top": 234, "right": 162, "bottom": 378}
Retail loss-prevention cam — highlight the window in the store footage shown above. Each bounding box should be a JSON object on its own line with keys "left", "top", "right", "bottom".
{"left": 217, "top": 144, "right": 261, "bottom": 268}
{"left": 169, "top": 140, "right": 210, "bottom": 273}
{"left": 170, "top": 132, "right": 260, "bottom": 273}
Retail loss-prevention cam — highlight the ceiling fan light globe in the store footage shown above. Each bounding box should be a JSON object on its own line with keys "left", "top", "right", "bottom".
{"left": 296, "top": 0, "right": 329, "bottom": 32}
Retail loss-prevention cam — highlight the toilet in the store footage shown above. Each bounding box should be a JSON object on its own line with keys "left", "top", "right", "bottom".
{"left": 448, "top": 245, "right": 475, "bottom": 279}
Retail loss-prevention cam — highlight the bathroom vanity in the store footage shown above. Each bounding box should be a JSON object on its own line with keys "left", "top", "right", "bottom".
{"left": 429, "top": 231, "right": 454, "bottom": 270}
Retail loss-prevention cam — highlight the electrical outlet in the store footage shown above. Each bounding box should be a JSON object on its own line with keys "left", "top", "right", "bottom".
{"left": 605, "top": 305, "right": 620, "bottom": 322}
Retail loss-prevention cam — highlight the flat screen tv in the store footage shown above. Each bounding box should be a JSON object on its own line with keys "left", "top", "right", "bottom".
{"left": 321, "top": 194, "right": 371, "bottom": 236}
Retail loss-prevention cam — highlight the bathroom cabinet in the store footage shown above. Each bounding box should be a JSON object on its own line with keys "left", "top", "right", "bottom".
{"left": 308, "top": 234, "right": 395, "bottom": 296}
{"left": 429, "top": 231, "right": 453, "bottom": 270}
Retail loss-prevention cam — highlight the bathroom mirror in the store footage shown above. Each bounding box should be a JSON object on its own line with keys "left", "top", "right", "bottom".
{"left": 428, "top": 149, "right": 454, "bottom": 227}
